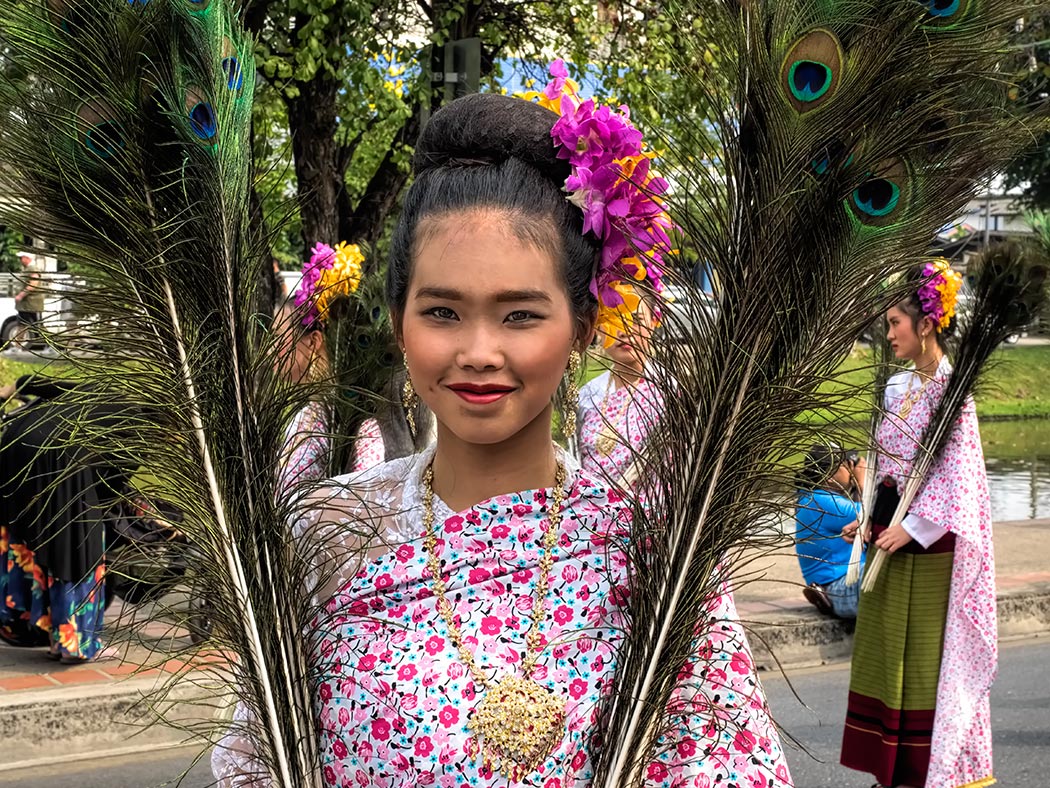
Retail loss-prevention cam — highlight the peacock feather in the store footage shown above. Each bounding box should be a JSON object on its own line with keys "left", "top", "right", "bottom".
{"left": 0, "top": 0, "right": 328, "bottom": 783}
{"left": 593, "top": 1, "right": 1045, "bottom": 785}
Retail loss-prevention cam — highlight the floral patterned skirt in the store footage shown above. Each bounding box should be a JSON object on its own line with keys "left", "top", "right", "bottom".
{"left": 0, "top": 526, "right": 106, "bottom": 660}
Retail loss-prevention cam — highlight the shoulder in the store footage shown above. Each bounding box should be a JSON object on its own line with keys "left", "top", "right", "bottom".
{"left": 578, "top": 371, "right": 609, "bottom": 409}
{"left": 302, "top": 453, "right": 426, "bottom": 541}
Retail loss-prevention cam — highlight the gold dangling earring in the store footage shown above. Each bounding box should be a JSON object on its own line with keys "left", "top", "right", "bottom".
{"left": 402, "top": 369, "right": 418, "bottom": 437}
{"left": 921, "top": 334, "right": 927, "bottom": 357}
{"left": 562, "top": 350, "right": 582, "bottom": 438}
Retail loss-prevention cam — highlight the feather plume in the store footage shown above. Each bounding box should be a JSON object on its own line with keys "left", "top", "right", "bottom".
{"left": 592, "top": 2, "right": 1043, "bottom": 785}
{"left": 0, "top": 1, "right": 330, "bottom": 783}
{"left": 861, "top": 240, "right": 1049, "bottom": 591}
{"left": 846, "top": 328, "right": 894, "bottom": 585}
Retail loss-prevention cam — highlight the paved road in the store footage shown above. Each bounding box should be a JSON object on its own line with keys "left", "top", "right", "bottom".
{"left": 0, "top": 747, "right": 214, "bottom": 788}
{"left": 764, "top": 637, "right": 1050, "bottom": 787}
{"left": 3, "top": 639, "right": 1047, "bottom": 788}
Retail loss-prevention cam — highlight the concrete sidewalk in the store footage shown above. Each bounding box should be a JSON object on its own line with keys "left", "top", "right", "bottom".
{"left": 1, "top": 518, "right": 1048, "bottom": 768}
{"left": 738, "top": 517, "right": 1050, "bottom": 670}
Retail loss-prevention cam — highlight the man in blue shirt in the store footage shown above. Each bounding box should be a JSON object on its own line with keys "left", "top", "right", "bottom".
{"left": 795, "top": 444, "right": 865, "bottom": 618}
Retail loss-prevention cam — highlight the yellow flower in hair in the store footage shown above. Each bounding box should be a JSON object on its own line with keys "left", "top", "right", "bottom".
{"left": 315, "top": 242, "right": 365, "bottom": 323}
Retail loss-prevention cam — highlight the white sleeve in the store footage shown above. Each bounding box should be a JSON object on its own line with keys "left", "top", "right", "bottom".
{"left": 211, "top": 702, "right": 274, "bottom": 787}
{"left": 901, "top": 512, "right": 948, "bottom": 549}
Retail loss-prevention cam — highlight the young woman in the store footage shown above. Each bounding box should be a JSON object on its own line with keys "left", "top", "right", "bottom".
{"left": 274, "top": 295, "right": 385, "bottom": 492}
{"left": 576, "top": 293, "right": 663, "bottom": 482}
{"left": 213, "top": 93, "right": 792, "bottom": 787}
{"left": 840, "top": 263, "right": 996, "bottom": 788}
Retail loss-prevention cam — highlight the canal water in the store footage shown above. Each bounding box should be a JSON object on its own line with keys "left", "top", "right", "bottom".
{"left": 982, "top": 418, "right": 1050, "bottom": 522}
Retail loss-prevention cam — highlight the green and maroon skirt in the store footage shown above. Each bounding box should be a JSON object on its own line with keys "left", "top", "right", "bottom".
{"left": 840, "top": 519, "right": 955, "bottom": 788}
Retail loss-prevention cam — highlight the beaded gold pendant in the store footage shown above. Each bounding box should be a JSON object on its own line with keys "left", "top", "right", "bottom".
{"left": 470, "top": 674, "right": 567, "bottom": 781}
{"left": 595, "top": 427, "right": 618, "bottom": 456}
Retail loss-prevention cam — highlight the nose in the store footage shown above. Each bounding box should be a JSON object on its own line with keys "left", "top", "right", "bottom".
{"left": 456, "top": 322, "right": 505, "bottom": 371}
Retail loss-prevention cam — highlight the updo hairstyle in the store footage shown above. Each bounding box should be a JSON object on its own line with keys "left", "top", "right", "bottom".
{"left": 386, "top": 94, "right": 600, "bottom": 336}
{"left": 896, "top": 262, "right": 956, "bottom": 345}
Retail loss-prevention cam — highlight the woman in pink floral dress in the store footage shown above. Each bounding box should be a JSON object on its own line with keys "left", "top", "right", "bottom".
{"left": 214, "top": 91, "right": 791, "bottom": 788}
{"left": 274, "top": 298, "right": 386, "bottom": 495}
{"left": 841, "top": 265, "right": 996, "bottom": 788}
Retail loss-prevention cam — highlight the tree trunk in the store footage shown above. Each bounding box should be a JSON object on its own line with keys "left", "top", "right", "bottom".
{"left": 342, "top": 106, "right": 423, "bottom": 253}
{"left": 285, "top": 74, "right": 342, "bottom": 251}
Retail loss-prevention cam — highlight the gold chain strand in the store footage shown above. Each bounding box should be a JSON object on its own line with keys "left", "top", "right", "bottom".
{"left": 421, "top": 461, "right": 568, "bottom": 781}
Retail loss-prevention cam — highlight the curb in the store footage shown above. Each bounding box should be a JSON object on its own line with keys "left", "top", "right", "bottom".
{"left": 748, "top": 586, "right": 1050, "bottom": 672}
{"left": 0, "top": 673, "right": 225, "bottom": 769}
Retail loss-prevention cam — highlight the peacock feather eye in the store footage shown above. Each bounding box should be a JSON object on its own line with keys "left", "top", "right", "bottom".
{"left": 852, "top": 179, "right": 900, "bottom": 217}
{"left": 923, "top": 0, "right": 962, "bottom": 17}
{"left": 77, "top": 101, "right": 124, "bottom": 160}
{"left": 185, "top": 89, "right": 217, "bottom": 142}
{"left": 780, "top": 29, "right": 843, "bottom": 113}
{"left": 221, "top": 37, "right": 244, "bottom": 91}
{"left": 222, "top": 57, "right": 243, "bottom": 91}
{"left": 809, "top": 141, "right": 856, "bottom": 177}
{"left": 849, "top": 159, "right": 910, "bottom": 227}
{"left": 370, "top": 306, "right": 383, "bottom": 322}
{"left": 920, "top": 0, "right": 973, "bottom": 26}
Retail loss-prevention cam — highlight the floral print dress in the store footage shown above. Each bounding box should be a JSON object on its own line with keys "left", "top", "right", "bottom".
{"left": 213, "top": 448, "right": 792, "bottom": 788}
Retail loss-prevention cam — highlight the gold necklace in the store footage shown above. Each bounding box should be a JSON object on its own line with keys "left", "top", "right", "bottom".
{"left": 594, "top": 376, "right": 633, "bottom": 456}
{"left": 898, "top": 371, "right": 929, "bottom": 419}
{"left": 421, "top": 461, "right": 567, "bottom": 782}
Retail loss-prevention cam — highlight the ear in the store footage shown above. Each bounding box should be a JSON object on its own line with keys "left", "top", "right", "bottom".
{"left": 307, "top": 328, "right": 326, "bottom": 353}
{"left": 390, "top": 310, "right": 405, "bottom": 352}
{"left": 575, "top": 311, "right": 598, "bottom": 352}
{"left": 919, "top": 315, "right": 937, "bottom": 337}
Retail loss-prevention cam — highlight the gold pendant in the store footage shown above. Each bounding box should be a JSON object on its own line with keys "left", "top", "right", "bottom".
{"left": 595, "top": 427, "right": 617, "bottom": 456}
{"left": 898, "top": 397, "right": 913, "bottom": 419}
{"left": 469, "top": 674, "right": 567, "bottom": 782}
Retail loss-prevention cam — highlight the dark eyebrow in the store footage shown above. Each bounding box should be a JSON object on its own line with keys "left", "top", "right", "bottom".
{"left": 414, "top": 286, "right": 552, "bottom": 304}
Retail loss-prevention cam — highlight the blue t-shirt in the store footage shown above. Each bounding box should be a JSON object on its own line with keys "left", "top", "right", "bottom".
{"left": 795, "top": 489, "right": 863, "bottom": 586}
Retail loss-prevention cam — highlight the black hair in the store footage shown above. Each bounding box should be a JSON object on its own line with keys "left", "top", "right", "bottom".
{"left": 386, "top": 93, "right": 599, "bottom": 336}
{"left": 797, "top": 442, "right": 855, "bottom": 491}
{"left": 896, "top": 262, "right": 957, "bottom": 346}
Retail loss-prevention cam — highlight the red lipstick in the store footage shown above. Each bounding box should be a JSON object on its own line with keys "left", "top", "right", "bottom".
{"left": 447, "top": 383, "right": 516, "bottom": 405}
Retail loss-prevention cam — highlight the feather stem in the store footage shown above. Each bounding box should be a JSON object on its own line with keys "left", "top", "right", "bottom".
{"left": 602, "top": 354, "right": 757, "bottom": 787}
{"left": 161, "top": 276, "right": 299, "bottom": 786}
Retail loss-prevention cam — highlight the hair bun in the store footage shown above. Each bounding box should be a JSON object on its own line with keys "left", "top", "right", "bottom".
{"left": 414, "top": 93, "right": 570, "bottom": 184}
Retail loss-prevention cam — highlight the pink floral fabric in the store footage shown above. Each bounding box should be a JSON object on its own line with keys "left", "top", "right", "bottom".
{"left": 577, "top": 370, "right": 663, "bottom": 483}
{"left": 279, "top": 405, "right": 385, "bottom": 497}
{"left": 877, "top": 359, "right": 996, "bottom": 788}
{"left": 213, "top": 449, "right": 792, "bottom": 788}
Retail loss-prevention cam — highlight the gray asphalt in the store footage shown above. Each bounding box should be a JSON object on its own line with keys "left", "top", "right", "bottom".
{"left": 764, "top": 637, "right": 1050, "bottom": 787}
{"left": 2, "top": 638, "right": 1047, "bottom": 787}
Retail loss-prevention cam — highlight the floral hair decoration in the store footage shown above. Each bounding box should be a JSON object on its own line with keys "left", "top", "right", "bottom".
{"left": 917, "top": 258, "right": 962, "bottom": 332}
{"left": 294, "top": 241, "right": 365, "bottom": 327}
{"left": 523, "top": 60, "right": 673, "bottom": 340}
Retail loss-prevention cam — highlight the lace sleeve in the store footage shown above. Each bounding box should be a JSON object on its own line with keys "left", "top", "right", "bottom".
{"left": 210, "top": 702, "right": 273, "bottom": 787}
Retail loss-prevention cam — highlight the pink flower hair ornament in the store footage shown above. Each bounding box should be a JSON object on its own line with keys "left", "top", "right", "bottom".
{"left": 521, "top": 60, "right": 674, "bottom": 341}
{"left": 916, "top": 258, "right": 962, "bottom": 332}
{"left": 294, "top": 241, "right": 365, "bottom": 327}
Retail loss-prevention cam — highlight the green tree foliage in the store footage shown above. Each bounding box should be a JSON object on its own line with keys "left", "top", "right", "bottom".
{"left": 1002, "top": 13, "right": 1050, "bottom": 208}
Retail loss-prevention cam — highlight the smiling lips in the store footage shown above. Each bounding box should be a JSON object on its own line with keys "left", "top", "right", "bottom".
{"left": 447, "top": 383, "right": 516, "bottom": 405}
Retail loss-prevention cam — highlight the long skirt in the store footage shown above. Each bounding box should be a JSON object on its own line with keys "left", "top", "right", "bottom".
{"left": 0, "top": 526, "right": 106, "bottom": 660}
{"left": 840, "top": 520, "right": 955, "bottom": 788}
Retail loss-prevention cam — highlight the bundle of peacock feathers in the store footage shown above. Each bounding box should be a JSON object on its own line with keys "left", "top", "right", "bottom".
{"left": 0, "top": 0, "right": 339, "bottom": 783}
{"left": 859, "top": 241, "right": 1048, "bottom": 590}
{"left": 592, "top": 1, "right": 1046, "bottom": 785}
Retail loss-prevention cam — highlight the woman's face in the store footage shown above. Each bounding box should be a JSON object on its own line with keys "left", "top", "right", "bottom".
{"left": 399, "top": 210, "right": 583, "bottom": 447}
{"left": 885, "top": 305, "right": 933, "bottom": 361}
{"left": 601, "top": 295, "right": 655, "bottom": 372}
{"left": 274, "top": 306, "right": 324, "bottom": 384}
